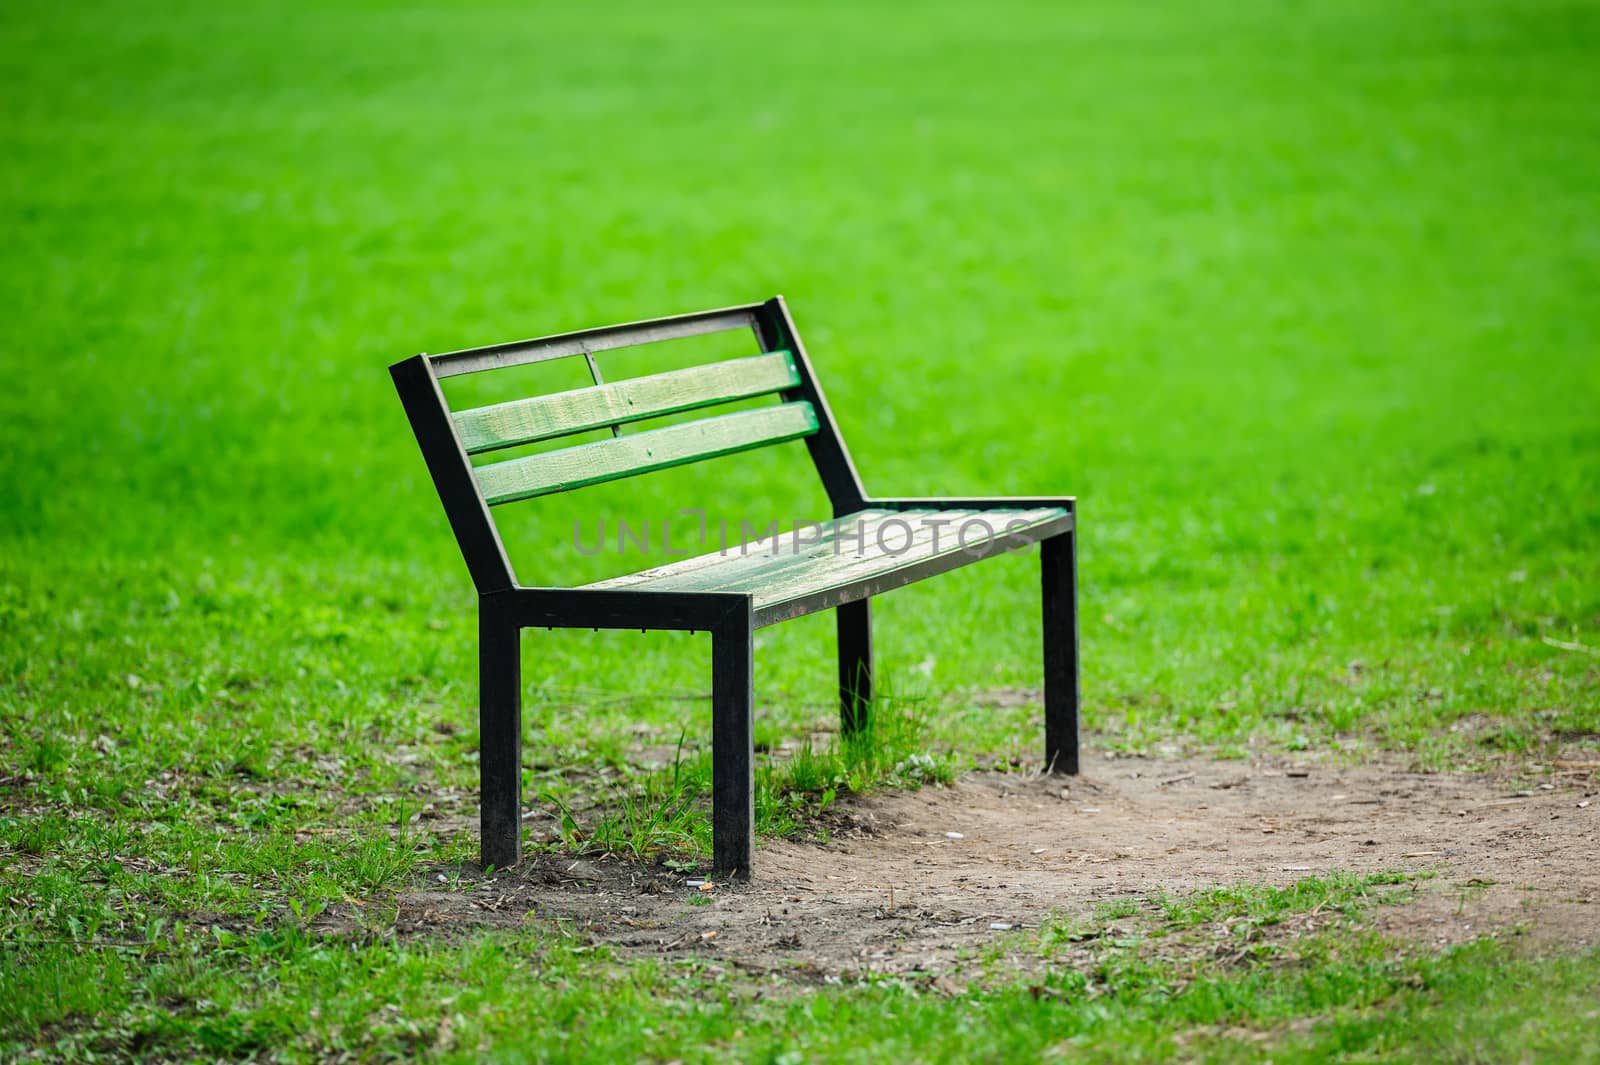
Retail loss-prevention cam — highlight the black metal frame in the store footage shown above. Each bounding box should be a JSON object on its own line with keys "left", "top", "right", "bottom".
{"left": 390, "top": 296, "right": 1079, "bottom": 877}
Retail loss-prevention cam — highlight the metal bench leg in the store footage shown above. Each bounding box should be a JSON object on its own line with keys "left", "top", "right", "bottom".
{"left": 711, "top": 619, "right": 755, "bottom": 878}
{"left": 1042, "top": 530, "right": 1080, "bottom": 775}
{"left": 479, "top": 597, "right": 523, "bottom": 869}
{"left": 837, "top": 598, "right": 873, "bottom": 735}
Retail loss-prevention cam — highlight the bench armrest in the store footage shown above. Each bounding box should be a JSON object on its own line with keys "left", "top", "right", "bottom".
{"left": 863, "top": 496, "right": 1074, "bottom": 514}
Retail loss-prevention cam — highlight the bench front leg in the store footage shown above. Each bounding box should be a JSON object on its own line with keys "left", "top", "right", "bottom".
{"left": 479, "top": 596, "right": 523, "bottom": 869}
{"left": 711, "top": 617, "right": 755, "bottom": 878}
{"left": 1041, "top": 530, "right": 1080, "bottom": 775}
{"left": 837, "top": 598, "right": 873, "bottom": 735}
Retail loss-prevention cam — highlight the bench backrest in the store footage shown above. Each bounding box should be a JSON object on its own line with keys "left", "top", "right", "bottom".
{"left": 390, "top": 296, "right": 865, "bottom": 593}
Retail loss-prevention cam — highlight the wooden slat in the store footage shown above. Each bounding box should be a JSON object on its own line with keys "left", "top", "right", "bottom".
{"left": 743, "top": 510, "right": 1064, "bottom": 605}
{"left": 721, "top": 512, "right": 1007, "bottom": 597}
{"left": 430, "top": 305, "right": 761, "bottom": 378}
{"left": 590, "top": 509, "right": 901, "bottom": 590}
{"left": 452, "top": 352, "right": 800, "bottom": 455}
{"left": 586, "top": 507, "right": 1070, "bottom": 600}
{"left": 475, "top": 402, "right": 819, "bottom": 505}
{"left": 750, "top": 508, "right": 1071, "bottom": 626}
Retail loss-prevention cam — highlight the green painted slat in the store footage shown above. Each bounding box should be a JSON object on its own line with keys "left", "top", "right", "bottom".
{"left": 452, "top": 351, "right": 799, "bottom": 454}
{"left": 589, "top": 509, "right": 902, "bottom": 590}
{"left": 475, "top": 402, "right": 819, "bottom": 505}
{"left": 739, "top": 509, "right": 1064, "bottom": 604}
{"left": 587, "top": 508, "right": 1069, "bottom": 599}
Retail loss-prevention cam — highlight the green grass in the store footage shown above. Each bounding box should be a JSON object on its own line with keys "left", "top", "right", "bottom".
{"left": 3, "top": 0, "right": 1599, "bottom": 1058}
{"left": 535, "top": 693, "right": 958, "bottom": 860}
{"left": 1031, "top": 870, "right": 1421, "bottom": 958}
{"left": 6, "top": 895, "right": 1598, "bottom": 1062}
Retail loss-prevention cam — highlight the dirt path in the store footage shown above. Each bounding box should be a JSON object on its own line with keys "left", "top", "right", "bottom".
{"left": 368, "top": 754, "right": 1600, "bottom": 977}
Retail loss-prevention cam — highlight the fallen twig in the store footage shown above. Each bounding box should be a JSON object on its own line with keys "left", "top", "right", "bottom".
{"left": 1542, "top": 635, "right": 1599, "bottom": 656}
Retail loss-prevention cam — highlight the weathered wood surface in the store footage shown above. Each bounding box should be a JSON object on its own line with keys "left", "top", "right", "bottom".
{"left": 430, "top": 304, "right": 760, "bottom": 378}
{"left": 474, "top": 402, "right": 819, "bottom": 505}
{"left": 453, "top": 352, "right": 799, "bottom": 454}
{"left": 586, "top": 506, "right": 1069, "bottom": 607}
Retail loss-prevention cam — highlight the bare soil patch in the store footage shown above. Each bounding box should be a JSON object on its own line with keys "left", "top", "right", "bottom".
{"left": 340, "top": 753, "right": 1600, "bottom": 978}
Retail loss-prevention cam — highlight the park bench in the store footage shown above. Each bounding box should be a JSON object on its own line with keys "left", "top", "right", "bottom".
{"left": 390, "top": 297, "right": 1079, "bottom": 878}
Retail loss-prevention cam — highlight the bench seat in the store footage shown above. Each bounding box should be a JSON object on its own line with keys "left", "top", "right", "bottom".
{"left": 587, "top": 506, "right": 1072, "bottom": 627}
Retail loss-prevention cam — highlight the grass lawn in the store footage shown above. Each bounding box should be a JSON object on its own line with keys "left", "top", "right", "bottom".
{"left": 3, "top": 0, "right": 1598, "bottom": 1059}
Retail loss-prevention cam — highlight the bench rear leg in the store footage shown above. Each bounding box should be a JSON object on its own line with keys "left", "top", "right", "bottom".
{"left": 837, "top": 598, "right": 873, "bottom": 735}
{"left": 479, "top": 601, "right": 523, "bottom": 870}
{"left": 1041, "top": 530, "right": 1080, "bottom": 774}
{"left": 711, "top": 621, "right": 755, "bottom": 878}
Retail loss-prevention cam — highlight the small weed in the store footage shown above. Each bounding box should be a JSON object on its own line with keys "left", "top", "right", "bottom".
{"left": 544, "top": 735, "right": 709, "bottom": 859}
{"left": 1094, "top": 897, "right": 1144, "bottom": 923}
{"left": 347, "top": 805, "right": 425, "bottom": 893}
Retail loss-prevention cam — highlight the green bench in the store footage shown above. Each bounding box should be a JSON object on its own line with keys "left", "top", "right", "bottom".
{"left": 390, "top": 297, "right": 1079, "bottom": 877}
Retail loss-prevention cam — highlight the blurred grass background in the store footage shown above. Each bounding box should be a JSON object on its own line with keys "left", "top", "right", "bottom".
{"left": 3, "top": 0, "right": 1598, "bottom": 776}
